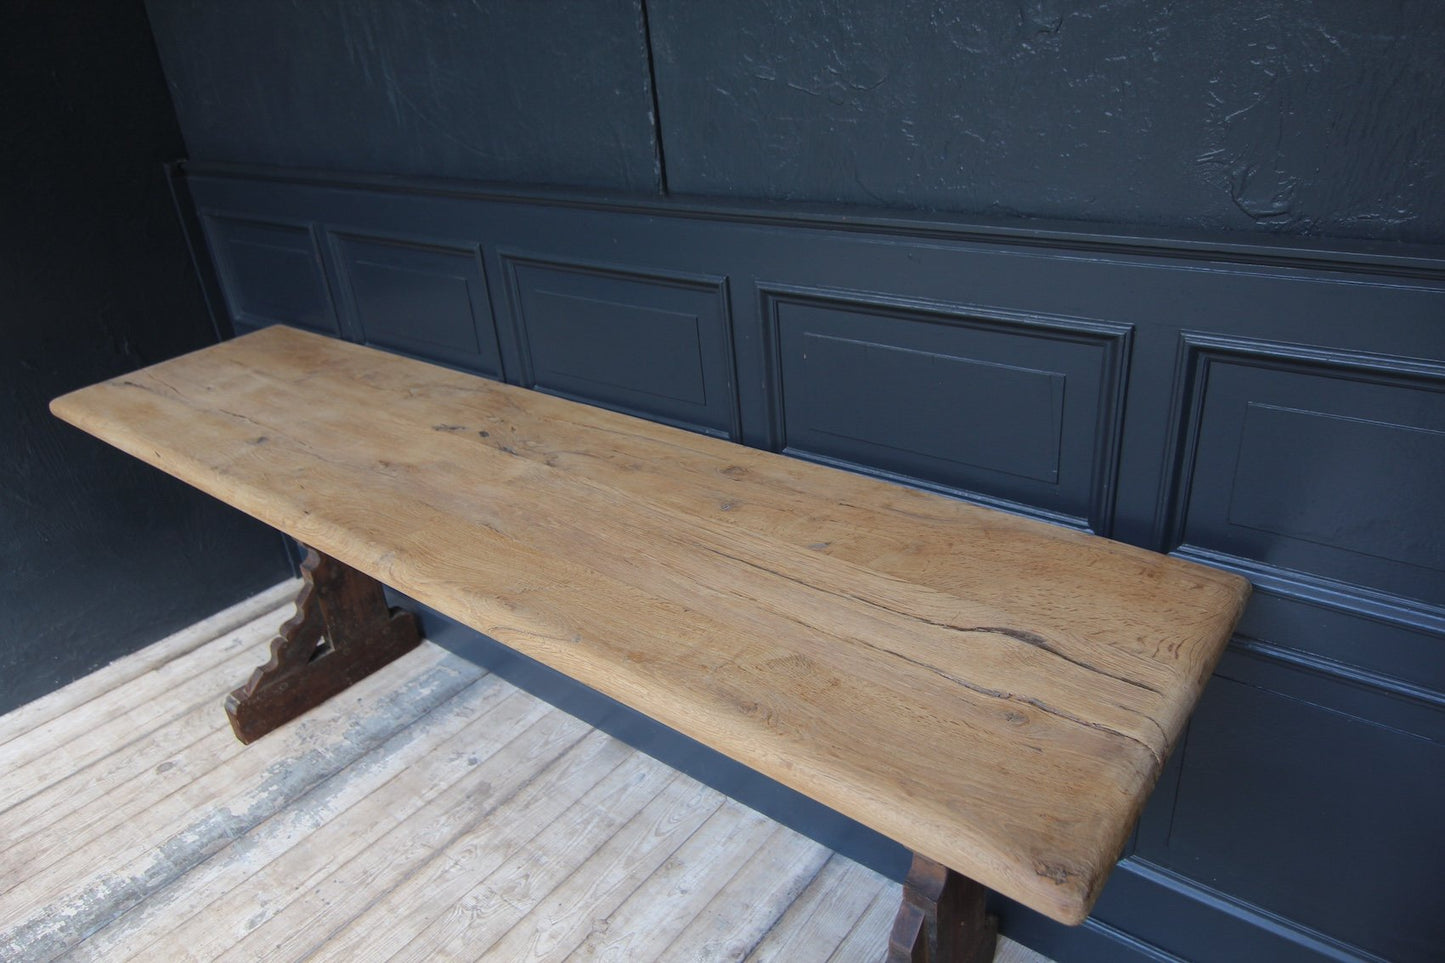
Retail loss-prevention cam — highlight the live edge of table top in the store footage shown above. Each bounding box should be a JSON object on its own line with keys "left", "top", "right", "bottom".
{"left": 51, "top": 325, "right": 1249, "bottom": 926}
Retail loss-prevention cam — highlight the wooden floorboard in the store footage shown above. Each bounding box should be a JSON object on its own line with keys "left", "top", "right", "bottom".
{"left": 0, "top": 581, "right": 300, "bottom": 752}
{"left": 0, "top": 582, "right": 1054, "bottom": 962}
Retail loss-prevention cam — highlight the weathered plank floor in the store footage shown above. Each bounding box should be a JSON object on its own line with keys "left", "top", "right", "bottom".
{"left": 0, "top": 582, "right": 1051, "bottom": 962}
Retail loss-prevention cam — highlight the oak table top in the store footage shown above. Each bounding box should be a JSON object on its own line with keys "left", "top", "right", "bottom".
{"left": 52, "top": 325, "right": 1249, "bottom": 925}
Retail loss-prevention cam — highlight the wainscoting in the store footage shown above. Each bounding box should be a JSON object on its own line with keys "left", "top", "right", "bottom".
{"left": 182, "top": 164, "right": 1444, "bottom": 963}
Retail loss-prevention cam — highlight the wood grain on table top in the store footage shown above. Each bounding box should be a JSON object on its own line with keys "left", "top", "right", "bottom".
{"left": 51, "top": 325, "right": 1250, "bottom": 925}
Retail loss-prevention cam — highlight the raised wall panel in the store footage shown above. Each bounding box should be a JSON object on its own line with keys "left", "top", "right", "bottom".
{"left": 766, "top": 287, "right": 1129, "bottom": 531}
{"left": 331, "top": 234, "right": 503, "bottom": 378}
{"left": 503, "top": 254, "right": 736, "bottom": 437}
{"left": 1165, "top": 336, "right": 1445, "bottom": 682}
{"left": 1137, "top": 657, "right": 1444, "bottom": 963}
{"left": 201, "top": 215, "right": 337, "bottom": 334}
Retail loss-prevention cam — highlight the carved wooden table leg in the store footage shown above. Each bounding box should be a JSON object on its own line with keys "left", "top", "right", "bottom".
{"left": 887, "top": 853, "right": 999, "bottom": 963}
{"left": 225, "top": 546, "right": 421, "bottom": 743}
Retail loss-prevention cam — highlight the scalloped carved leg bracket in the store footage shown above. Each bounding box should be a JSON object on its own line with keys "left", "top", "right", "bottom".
{"left": 887, "top": 853, "right": 998, "bottom": 963}
{"left": 225, "top": 546, "right": 421, "bottom": 744}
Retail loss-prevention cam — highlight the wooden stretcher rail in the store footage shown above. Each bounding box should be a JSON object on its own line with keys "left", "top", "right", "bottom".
{"left": 51, "top": 325, "right": 1249, "bottom": 941}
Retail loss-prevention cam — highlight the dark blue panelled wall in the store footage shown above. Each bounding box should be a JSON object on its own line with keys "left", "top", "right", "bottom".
{"left": 144, "top": 3, "right": 1444, "bottom": 961}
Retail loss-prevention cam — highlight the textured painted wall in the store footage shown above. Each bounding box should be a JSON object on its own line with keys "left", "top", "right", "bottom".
{"left": 144, "top": 0, "right": 661, "bottom": 193}
{"left": 143, "top": 1, "right": 1443, "bottom": 242}
{"left": 649, "top": 0, "right": 1445, "bottom": 243}
{"left": 0, "top": 0, "right": 292, "bottom": 716}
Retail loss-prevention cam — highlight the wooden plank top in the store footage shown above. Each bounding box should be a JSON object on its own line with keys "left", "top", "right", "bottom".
{"left": 51, "top": 325, "right": 1249, "bottom": 925}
